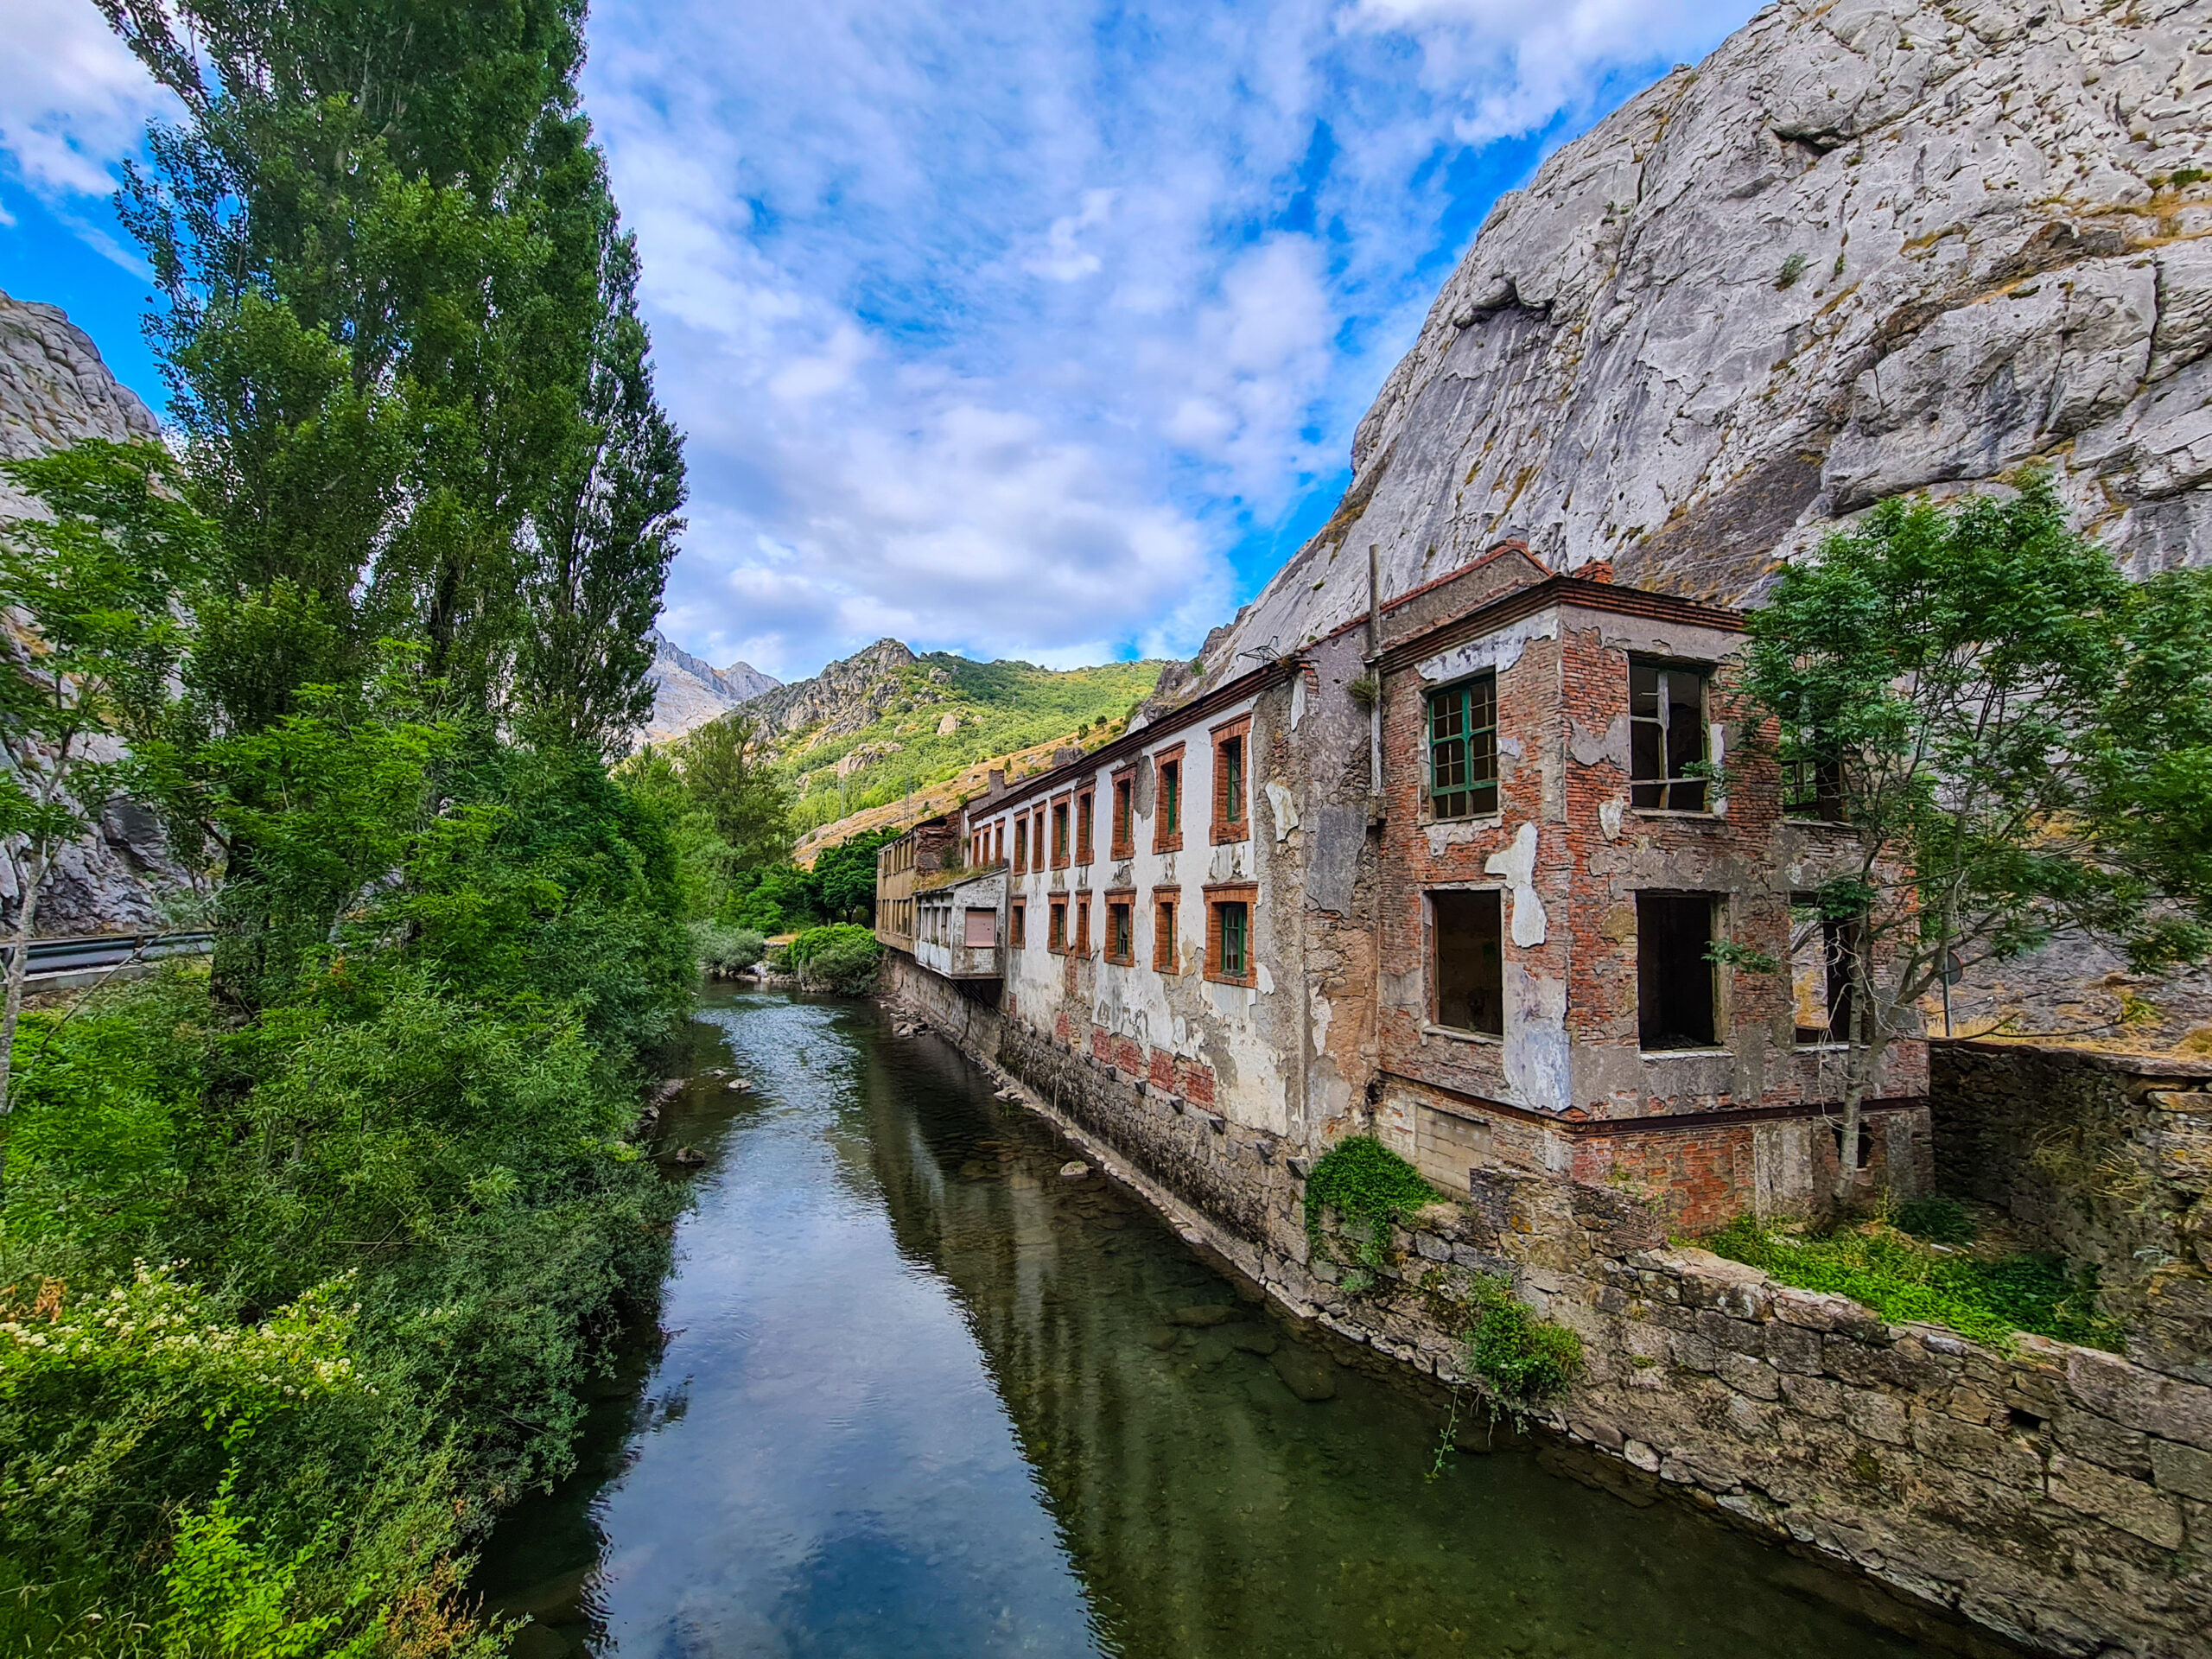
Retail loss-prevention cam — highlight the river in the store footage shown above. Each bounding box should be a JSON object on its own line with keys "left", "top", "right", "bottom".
{"left": 477, "top": 984, "right": 1998, "bottom": 1658}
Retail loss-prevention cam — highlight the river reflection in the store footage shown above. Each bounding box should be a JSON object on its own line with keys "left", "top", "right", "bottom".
{"left": 477, "top": 987, "right": 1993, "bottom": 1659}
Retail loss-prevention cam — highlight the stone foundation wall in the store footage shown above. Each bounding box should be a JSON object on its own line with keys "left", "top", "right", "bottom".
{"left": 890, "top": 969, "right": 2212, "bottom": 1658}
{"left": 1931, "top": 1040, "right": 2212, "bottom": 1386}
{"left": 880, "top": 951, "right": 1005, "bottom": 1053}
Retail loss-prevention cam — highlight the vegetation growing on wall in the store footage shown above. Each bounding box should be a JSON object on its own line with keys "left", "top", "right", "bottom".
{"left": 1460, "top": 1272, "right": 1584, "bottom": 1418}
{"left": 1303, "top": 1136, "right": 1440, "bottom": 1290}
{"left": 1702, "top": 1217, "right": 2120, "bottom": 1351}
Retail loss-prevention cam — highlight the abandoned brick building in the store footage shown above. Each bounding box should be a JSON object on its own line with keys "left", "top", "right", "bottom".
{"left": 878, "top": 545, "right": 1929, "bottom": 1231}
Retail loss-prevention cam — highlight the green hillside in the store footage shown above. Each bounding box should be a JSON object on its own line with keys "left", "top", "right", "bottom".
{"left": 778, "top": 654, "right": 1166, "bottom": 833}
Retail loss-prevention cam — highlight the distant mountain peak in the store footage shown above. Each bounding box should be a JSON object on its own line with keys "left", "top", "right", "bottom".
{"left": 642, "top": 629, "right": 780, "bottom": 744}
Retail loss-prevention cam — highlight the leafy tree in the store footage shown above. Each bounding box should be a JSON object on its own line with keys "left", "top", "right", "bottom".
{"left": 679, "top": 714, "right": 791, "bottom": 868}
{"left": 514, "top": 210, "right": 687, "bottom": 756}
{"left": 103, "top": 0, "right": 682, "bottom": 741}
{"left": 1732, "top": 474, "right": 2212, "bottom": 1195}
{"left": 0, "top": 443, "right": 209, "bottom": 1156}
{"left": 811, "top": 828, "right": 898, "bottom": 924}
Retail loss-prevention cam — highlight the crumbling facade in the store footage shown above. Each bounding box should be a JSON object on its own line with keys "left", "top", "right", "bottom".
{"left": 877, "top": 548, "right": 1929, "bottom": 1231}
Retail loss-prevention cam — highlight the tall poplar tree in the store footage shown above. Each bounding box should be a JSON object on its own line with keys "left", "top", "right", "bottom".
{"left": 102, "top": 0, "right": 683, "bottom": 745}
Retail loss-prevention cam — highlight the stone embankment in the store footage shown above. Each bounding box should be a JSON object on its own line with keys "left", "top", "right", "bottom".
{"left": 884, "top": 958, "right": 2212, "bottom": 1658}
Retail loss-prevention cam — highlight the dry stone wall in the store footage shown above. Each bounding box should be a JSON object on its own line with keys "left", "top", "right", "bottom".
{"left": 1933, "top": 1039, "right": 2212, "bottom": 1386}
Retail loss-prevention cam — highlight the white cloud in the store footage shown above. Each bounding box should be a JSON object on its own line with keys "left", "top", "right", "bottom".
{"left": 0, "top": 0, "right": 171, "bottom": 207}
{"left": 1342, "top": 0, "right": 1726, "bottom": 143}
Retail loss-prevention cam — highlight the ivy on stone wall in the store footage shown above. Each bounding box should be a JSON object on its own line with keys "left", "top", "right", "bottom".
{"left": 1302, "top": 1136, "right": 1437, "bottom": 1287}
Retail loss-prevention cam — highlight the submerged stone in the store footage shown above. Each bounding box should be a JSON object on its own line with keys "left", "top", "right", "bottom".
{"left": 1270, "top": 1344, "right": 1339, "bottom": 1402}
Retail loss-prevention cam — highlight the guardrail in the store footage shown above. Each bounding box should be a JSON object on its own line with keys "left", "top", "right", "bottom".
{"left": 6, "top": 931, "right": 215, "bottom": 978}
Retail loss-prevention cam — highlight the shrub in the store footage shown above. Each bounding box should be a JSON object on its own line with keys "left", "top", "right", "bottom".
{"left": 1462, "top": 1273, "right": 1583, "bottom": 1415}
{"left": 690, "top": 920, "right": 766, "bottom": 976}
{"left": 1303, "top": 1136, "right": 1438, "bottom": 1281}
{"left": 785, "top": 924, "right": 883, "bottom": 995}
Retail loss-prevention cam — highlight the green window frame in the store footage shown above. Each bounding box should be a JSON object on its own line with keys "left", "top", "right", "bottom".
{"left": 1427, "top": 674, "right": 1498, "bottom": 819}
{"left": 1219, "top": 902, "right": 1248, "bottom": 977}
{"left": 1160, "top": 760, "right": 1179, "bottom": 835}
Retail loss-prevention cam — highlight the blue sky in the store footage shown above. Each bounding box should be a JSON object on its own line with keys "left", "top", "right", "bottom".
{"left": 0, "top": 0, "right": 1756, "bottom": 682}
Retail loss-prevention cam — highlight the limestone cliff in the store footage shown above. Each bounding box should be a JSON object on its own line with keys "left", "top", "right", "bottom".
{"left": 1180, "top": 0, "right": 2211, "bottom": 697}
{"left": 641, "top": 631, "right": 779, "bottom": 745}
{"left": 0, "top": 291, "right": 161, "bottom": 516}
{"left": 0, "top": 292, "right": 194, "bottom": 938}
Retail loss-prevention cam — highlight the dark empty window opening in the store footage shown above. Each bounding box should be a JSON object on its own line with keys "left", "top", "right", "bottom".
{"left": 1790, "top": 903, "right": 1865, "bottom": 1045}
{"left": 1431, "top": 888, "right": 1505, "bottom": 1037}
{"left": 1832, "top": 1122, "right": 1875, "bottom": 1169}
{"left": 1782, "top": 754, "right": 1844, "bottom": 821}
{"left": 1630, "top": 660, "right": 1708, "bottom": 811}
{"left": 1427, "top": 675, "right": 1499, "bottom": 819}
{"left": 1107, "top": 899, "right": 1133, "bottom": 964}
{"left": 1637, "top": 892, "right": 1717, "bottom": 1051}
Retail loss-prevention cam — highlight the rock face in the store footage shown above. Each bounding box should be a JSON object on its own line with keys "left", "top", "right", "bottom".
{"left": 0, "top": 293, "right": 193, "bottom": 938}
{"left": 1185, "top": 0, "right": 2212, "bottom": 690}
{"left": 640, "top": 631, "right": 779, "bottom": 744}
{"left": 744, "top": 639, "right": 927, "bottom": 744}
{"left": 0, "top": 291, "right": 161, "bottom": 518}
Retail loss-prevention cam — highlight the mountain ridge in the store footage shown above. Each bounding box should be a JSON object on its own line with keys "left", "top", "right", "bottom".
{"left": 641, "top": 630, "right": 780, "bottom": 743}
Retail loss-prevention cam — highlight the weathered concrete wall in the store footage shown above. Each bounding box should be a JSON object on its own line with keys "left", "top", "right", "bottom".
{"left": 889, "top": 966, "right": 2212, "bottom": 1658}
{"left": 1933, "top": 1040, "right": 2212, "bottom": 1387}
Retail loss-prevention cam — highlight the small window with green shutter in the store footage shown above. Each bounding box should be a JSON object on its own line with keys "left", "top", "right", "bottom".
{"left": 1427, "top": 674, "right": 1498, "bottom": 819}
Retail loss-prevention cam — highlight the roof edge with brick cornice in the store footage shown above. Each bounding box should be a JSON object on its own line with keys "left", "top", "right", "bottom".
{"left": 965, "top": 656, "right": 1301, "bottom": 818}
{"left": 1374, "top": 575, "right": 1745, "bottom": 677}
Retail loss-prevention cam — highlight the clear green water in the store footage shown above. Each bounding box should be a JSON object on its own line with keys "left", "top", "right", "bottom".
{"left": 478, "top": 988, "right": 2000, "bottom": 1658}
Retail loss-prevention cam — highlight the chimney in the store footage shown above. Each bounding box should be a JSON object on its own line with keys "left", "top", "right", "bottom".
{"left": 1054, "top": 747, "right": 1083, "bottom": 767}
{"left": 988, "top": 768, "right": 1006, "bottom": 793}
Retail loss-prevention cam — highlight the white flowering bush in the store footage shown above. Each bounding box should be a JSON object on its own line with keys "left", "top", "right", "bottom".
{"left": 0, "top": 1262, "right": 361, "bottom": 1429}
{"left": 0, "top": 1262, "right": 368, "bottom": 1646}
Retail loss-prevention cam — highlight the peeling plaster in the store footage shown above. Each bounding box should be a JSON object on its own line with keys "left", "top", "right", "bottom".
{"left": 1416, "top": 611, "right": 1558, "bottom": 684}
{"left": 1599, "top": 798, "right": 1625, "bottom": 840}
{"left": 1424, "top": 817, "right": 1497, "bottom": 855}
{"left": 1265, "top": 780, "right": 1300, "bottom": 844}
{"left": 1570, "top": 715, "right": 1630, "bottom": 768}
{"left": 1503, "top": 961, "right": 1573, "bottom": 1116}
{"left": 1257, "top": 963, "right": 1276, "bottom": 995}
{"left": 1485, "top": 822, "right": 1548, "bottom": 947}
{"left": 1290, "top": 672, "right": 1306, "bottom": 729}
